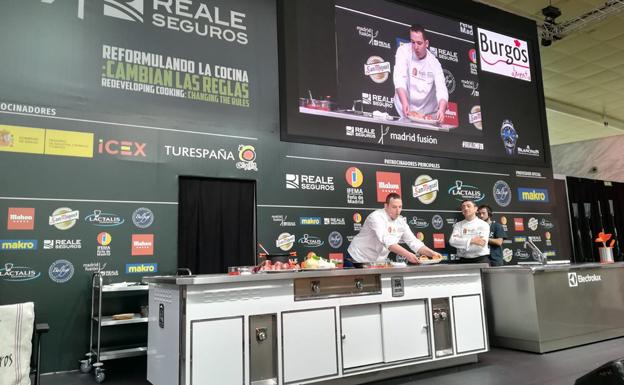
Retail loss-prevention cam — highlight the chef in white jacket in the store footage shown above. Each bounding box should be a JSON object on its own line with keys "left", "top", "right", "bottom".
{"left": 393, "top": 24, "right": 448, "bottom": 122}
{"left": 449, "top": 199, "right": 490, "bottom": 263}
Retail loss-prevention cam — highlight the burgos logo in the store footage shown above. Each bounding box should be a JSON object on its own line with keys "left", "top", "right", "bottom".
{"left": 104, "top": 0, "right": 144, "bottom": 22}
{"left": 477, "top": 28, "right": 530, "bottom": 82}
{"left": 0, "top": 240, "right": 38, "bottom": 251}
{"left": 518, "top": 188, "right": 549, "bottom": 203}
{"left": 126, "top": 263, "right": 158, "bottom": 274}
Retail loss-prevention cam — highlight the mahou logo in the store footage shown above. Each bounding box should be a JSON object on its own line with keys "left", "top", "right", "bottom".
{"left": 477, "top": 28, "right": 530, "bottom": 82}
{"left": 376, "top": 172, "right": 401, "bottom": 202}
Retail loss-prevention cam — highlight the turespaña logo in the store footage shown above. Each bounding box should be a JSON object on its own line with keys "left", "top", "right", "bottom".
{"left": 448, "top": 180, "right": 484, "bottom": 202}
{"left": 328, "top": 231, "right": 343, "bottom": 248}
{"left": 412, "top": 175, "right": 438, "bottom": 204}
{"left": 477, "top": 28, "right": 530, "bottom": 81}
{"left": 345, "top": 167, "right": 364, "bottom": 188}
{"left": 49, "top": 259, "right": 74, "bottom": 283}
{"left": 132, "top": 207, "right": 154, "bottom": 229}
{"left": 104, "top": 0, "right": 144, "bottom": 23}
{"left": 431, "top": 215, "right": 444, "bottom": 230}
{"left": 493, "top": 180, "right": 511, "bottom": 207}
{"left": 0, "top": 239, "right": 37, "bottom": 251}
{"left": 276, "top": 232, "right": 295, "bottom": 251}
{"left": 7, "top": 207, "right": 35, "bottom": 230}
{"left": 85, "top": 210, "right": 125, "bottom": 227}
{"left": 236, "top": 145, "right": 258, "bottom": 171}
{"left": 49, "top": 207, "right": 79, "bottom": 230}
{"left": 126, "top": 263, "right": 158, "bottom": 274}
{"left": 517, "top": 188, "right": 549, "bottom": 203}
{"left": 132, "top": 234, "right": 154, "bottom": 256}
{"left": 0, "top": 263, "right": 41, "bottom": 282}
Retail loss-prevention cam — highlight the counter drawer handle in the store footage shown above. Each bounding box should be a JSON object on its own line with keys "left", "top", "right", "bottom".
{"left": 341, "top": 334, "right": 346, "bottom": 340}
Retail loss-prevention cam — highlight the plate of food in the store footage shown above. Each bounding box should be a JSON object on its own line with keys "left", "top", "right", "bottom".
{"left": 418, "top": 256, "right": 443, "bottom": 265}
{"left": 406, "top": 111, "right": 438, "bottom": 125}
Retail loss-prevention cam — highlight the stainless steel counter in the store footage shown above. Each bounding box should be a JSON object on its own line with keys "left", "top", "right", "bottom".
{"left": 483, "top": 262, "right": 624, "bottom": 353}
{"left": 143, "top": 263, "right": 485, "bottom": 286}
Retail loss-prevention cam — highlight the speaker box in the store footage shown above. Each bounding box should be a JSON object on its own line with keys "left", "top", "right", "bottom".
{"left": 575, "top": 358, "right": 624, "bottom": 385}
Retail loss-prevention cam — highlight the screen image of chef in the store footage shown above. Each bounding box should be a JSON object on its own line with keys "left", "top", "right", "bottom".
{"left": 299, "top": 0, "right": 482, "bottom": 136}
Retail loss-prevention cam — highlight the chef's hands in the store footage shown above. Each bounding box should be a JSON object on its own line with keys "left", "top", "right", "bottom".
{"left": 470, "top": 236, "right": 486, "bottom": 247}
{"left": 404, "top": 253, "right": 420, "bottom": 264}
{"left": 436, "top": 100, "right": 448, "bottom": 123}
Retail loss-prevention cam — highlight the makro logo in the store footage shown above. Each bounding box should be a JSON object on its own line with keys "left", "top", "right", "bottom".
{"left": 477, "top": 28, "right": 530, "bottom": 81}
{"left": 132, "top": 234, "right": 154, "bottom": 256}
{"left": 0, "top": 239, "right": 37, "bottom": 251}
{"left": 345, "top": 167, "right": 364, "bottom": 188}
{"left": 104, "top": 0, "right": 144, "bottom": 22}
{"left": 285, "top": 174, "right": 334, "bottom": 191}
{"left": 493, "top": 180, "right": 511, "bottom": 207}
{"left": 0, "top": 263, "right": 41, "bottom": 282}
{"left": 98, "top": 139, "right": 146, "bottom": 157}
{"left": 568, "top": 272, "right": 602, "bottom": 287}
{"left": 376, "top": 171, "right": 401, "bottom": 202}
{"left": 126, "top": 263, "right": 158, "bottom": 274}
{"left": 448, "top": 180, "right": 484, "bottom": 202}
{"left": 85, "top": 210, "right": 125, "bottom": 226}
{"left": 298, "top": 234, "right": 324, "bottom": 248}
{"left": 299, "top": 217, "right": 321, "bottom": 225}
{"left": 518, "top": 188, "right": 549, "bottom": 203}
{"left": 7, "top": 208, "right": 35, "bottom": 230}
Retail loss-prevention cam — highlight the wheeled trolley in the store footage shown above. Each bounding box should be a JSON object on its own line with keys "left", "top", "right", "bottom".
{"left": 80, "top": 273, "right": 148, "bottom": 383}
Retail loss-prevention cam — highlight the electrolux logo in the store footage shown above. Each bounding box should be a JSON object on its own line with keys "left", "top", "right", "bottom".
{"left": 7, "top": 208, "right": 35, "bottom": 230}
{"left": 568, "top": 272, "right": 602, "bottom": 288}
{"left": 477, "top": 28, "right": 531, "bottom": 81}
{"left": 0, "top": 240, "right": 38, "bottom": 251}
{"left": 518, "top": 188, "right": 549, "bottom": 203}
{"left": 126, "top": 263, "right": 158, "bottom": 274}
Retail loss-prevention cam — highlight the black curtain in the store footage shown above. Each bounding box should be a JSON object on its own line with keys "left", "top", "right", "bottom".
{"left": 178, "top": 177, "right": 256, "bottom": 274}
{"left": 566, "top": 177, "right": 624, "bottom": 263}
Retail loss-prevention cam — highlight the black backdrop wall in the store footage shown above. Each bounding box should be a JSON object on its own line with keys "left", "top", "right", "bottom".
{"left": 0, "top": 0, "right": 564, "bottom": 372}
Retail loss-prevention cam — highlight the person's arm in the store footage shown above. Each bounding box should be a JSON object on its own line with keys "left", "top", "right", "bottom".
{"left": 449, "top": 222, "right": 470, "bottom": 250}
{"left": 393, "top": 46, "right": 410, "bottom": 116}
{"left": 488, "top": 223, "right": 506, "bottom": 247}
{"left": 488, "top": 237, "right": 503, "bottom": 247}
{"left": 433, "top": 63, "right": 449, "bottom": 122}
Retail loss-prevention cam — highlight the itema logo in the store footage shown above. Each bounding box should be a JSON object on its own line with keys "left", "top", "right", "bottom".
{"left": 517, "top": 188, "right": 549, "bottom": 203}
{"left": 126, "top": 263, "right": 158, "bottom": 274}
{"left": 345, "top": 167, "right": 364, "bottom": 188}
{"left": 7, "top": 207, "right": 35, "bottom": 230}
{"left": 477, "top": 28, "right": 531, "bottom": 81}
{"left": 0, "top": 240, "right": 38, "bottom": 251}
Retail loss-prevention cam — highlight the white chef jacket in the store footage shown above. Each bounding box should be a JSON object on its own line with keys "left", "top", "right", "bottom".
{"left": 449, "top": 217, "right": 490, "bottom": 259}
{"left": 348, "top": 209, "right": 424, "bottom": 263}
{"left": 393, "top": 44, "right": 448, "bottom": 118}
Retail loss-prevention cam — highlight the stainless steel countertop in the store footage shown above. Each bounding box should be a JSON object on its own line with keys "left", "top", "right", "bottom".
{"left": 143, "top": 263, "right": 487, "bottom": 286}
{"left": 483, "top": 261, "right": 624, "bottom": 274}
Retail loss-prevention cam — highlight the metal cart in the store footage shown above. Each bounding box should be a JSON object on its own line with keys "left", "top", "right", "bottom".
{"left": 79, "top": 273, "right": 148, "bottom": 383}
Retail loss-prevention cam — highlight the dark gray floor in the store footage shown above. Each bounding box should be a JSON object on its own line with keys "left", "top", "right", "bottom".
{"left": 42, "top": 337, "right": 624, "bottom": 385}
